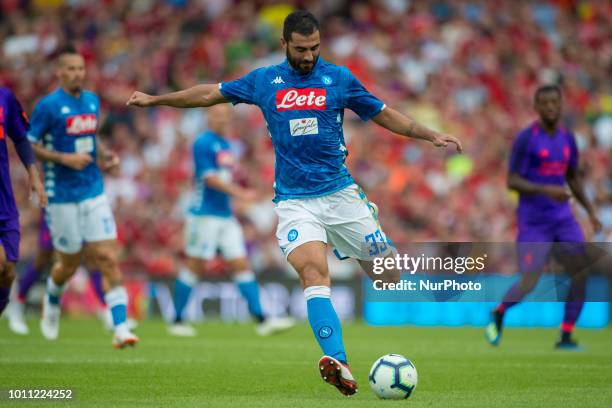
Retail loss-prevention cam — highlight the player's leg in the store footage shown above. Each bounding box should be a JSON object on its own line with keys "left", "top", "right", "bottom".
{"left": 82, "top": 194, "right": 137, "bottom": 348}
{"left": 8, "top": 221, "right": 46, "bottom": 334}
{"left": 167, "top": 256, "right": 200, "bottom": 336}
{"left": 167, "top": 214, "right": 209, "bottom": 336}
{"left": 287, "top": 242, "right": 356, "bottom": 396}
{"left": 554, "top": 217, "right": 587, "bottom": 350}
{"left": 276, "top": 197, "right": 357, "bottom": 396}
{"left": 0, "top": 223, "right": 20, "bottom": 316}
{"left": 39, "top": 203, "right": 84, "bottom": 340}
{"left": 486, "top": 225, "right": 552, "bottom": 346}
{"left": 9, "top": 251, "right": 54, "bottom": 335}
{"left": 222, "top": 218, "right": 294, "bottom": 335}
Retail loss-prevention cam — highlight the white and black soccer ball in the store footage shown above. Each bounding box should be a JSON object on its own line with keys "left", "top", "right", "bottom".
{"left": 369, "top": 354, "right": 418, "bottom": 399}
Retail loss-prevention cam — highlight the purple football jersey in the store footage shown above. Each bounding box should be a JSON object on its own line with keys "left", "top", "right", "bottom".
{"left": 0, "top": 87, "right": 31, "bottom": 221}
{"left": 508, "top": 121, "right": 578, "bottom": 224}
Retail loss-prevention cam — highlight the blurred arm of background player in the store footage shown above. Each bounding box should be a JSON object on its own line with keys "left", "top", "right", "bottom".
{"left": 96, "top": 138, "right": 120, "bottom": 173}
{"left": 371, "top": 106, "right": 463, "bottom": 152}
{"left": 204, "top": 174, "right": 258, "bottom": 202}
{"left": 31, "top": 143, "right": 92, "bottom": 171}
{"left": 566, "top": 166, "right": 602, "bottom": 233}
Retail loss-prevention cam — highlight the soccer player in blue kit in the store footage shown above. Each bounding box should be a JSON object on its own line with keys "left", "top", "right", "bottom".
{"left": 485, "top": 85, "right": 601, "bottom": 350}
{"left": 128, "top": 11, "right": 462, "bottom": 395}
{"left": 28, "top": 46, "right": 138, "bottom": 348}
{"left": 0, "top": 87, "right": 47, "bottom": 317}
{"left": 169, "top": 103, "right": 295, "bottom": 337}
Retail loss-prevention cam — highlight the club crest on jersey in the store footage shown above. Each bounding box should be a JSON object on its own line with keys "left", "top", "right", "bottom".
{"left": 276, "top": 88, "right": 326, "bottom": 111}
{"left": 216, "top": 150, "right": 235, "bottom": 167}
{"left": 66, "top": 114, "right": 97, "bottom": 135}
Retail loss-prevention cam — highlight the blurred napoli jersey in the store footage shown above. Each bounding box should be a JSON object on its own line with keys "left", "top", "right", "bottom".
{"left": 219, "top": 58, "right": 385, "bottom": 202}
{"left": 509, "top": 121, "right": 578, "bottom": 223}
{"left": 0, "top": 87, "right": 30, "bottom": 220}
{"left": 189, "top": 130, "right": 234, "bottom": 217}
{"left": 27, "top": 88, "right": 103, "bottom": 203}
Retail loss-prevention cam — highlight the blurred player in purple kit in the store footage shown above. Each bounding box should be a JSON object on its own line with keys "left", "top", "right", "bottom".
{"left": 486, "top": 85, "right": 602, "bottom": 349}
{"left": 0, "top": 86, "right": 47, "bottom": 317}
{"left": 7, "top": 210, "right": 110, "bottom": 335}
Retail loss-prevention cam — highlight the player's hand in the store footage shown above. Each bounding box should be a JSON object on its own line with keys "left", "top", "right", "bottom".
{"left": 588, "top": 212, "right": 603, "bottom": 234}
{"left": 27, "top": 166, "right": 48, "bottom": 208}
{"left": 100, "top": 151, "right": 120, "bottom": 172}
{"left": 236, "top": 188, "right": 259, "bottom": 202}
{"left": 431, "top": 133, "right": 463, "bottom": 153}
{"left": 541, "top": 185, "right": 571, "bottom": 202}
{"left": 126, "top": 91, "right": 155, "bottom": 107}
{"left": 61, "top": 153, "right": 93, "bottom": 170}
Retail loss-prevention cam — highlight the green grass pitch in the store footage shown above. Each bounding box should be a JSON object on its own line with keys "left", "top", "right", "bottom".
{"left": 1, "top": 319, "right": 612, "bottom": 407}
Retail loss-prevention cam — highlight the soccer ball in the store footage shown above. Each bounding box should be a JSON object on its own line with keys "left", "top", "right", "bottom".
{"left": 368, "top": 354, "right": 418, "bottom": 399}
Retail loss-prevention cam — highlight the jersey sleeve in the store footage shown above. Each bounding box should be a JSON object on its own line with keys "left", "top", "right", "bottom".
{"left": 193, "top": 139, "right": 217, "bottom": 179}
{"left": 341, "top": 68, "right": 385, "bottom": 121}
{"left": 508, "top": 131, "right": 531, "bottom": 177}
{"left": 5, "top": 90, "right": 30, "bottom": 140}
{"left": 219, "top": 68, "right": 263, "bottom": 106}
{"left": 567, "top": 132, "right": 579, "bottom": 171}
{"left": 27, "top": 99, "right": 51, "bottom": 143}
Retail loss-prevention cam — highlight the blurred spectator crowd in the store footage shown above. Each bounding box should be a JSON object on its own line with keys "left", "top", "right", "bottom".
{"left": 1, "top": 0, "right": 610, "bottom": 279}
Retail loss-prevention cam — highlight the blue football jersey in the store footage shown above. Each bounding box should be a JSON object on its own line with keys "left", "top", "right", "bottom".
{"left": 27, "top": 88, "right": 103, "bottom": 203}
{"left": 220, "top": 57, "right": 385, "bottom": 202}
{"left": 189, "top": 130, "right": 234, "bottom": 217}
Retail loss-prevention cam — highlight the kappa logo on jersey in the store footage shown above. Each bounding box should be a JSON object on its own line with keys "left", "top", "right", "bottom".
{"left": 271, "top": 76, "right": 284, "bottom": 85}
{"left": 66, "top": 114, "right": 97, "bottom": 135}
{"left": 276, "top": 88, "right": 326, "bottom": 111}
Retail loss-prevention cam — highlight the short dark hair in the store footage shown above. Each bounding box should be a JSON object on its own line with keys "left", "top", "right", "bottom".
{"left": 534, "top": 84, "right": 562, "bottom": 103}
{"left": 283, "top": 10, "right": 320, "bottom": 42}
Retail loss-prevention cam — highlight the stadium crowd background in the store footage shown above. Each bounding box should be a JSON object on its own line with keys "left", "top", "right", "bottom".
{"left": 1, "top": 0, "right": 610, "bottom": 282}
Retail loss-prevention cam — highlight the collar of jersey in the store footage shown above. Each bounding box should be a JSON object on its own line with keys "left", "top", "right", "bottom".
{"left": 57, "top": 86, "right": 82, "bottom": 101}
{"left": 280, "top": 57, "right": 324, "bottom": 80}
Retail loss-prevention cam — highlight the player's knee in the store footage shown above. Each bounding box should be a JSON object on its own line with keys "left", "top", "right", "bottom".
{"left": 0, "top": 265, "right": 15, "bottom": 287}
{"left": 299, "top": 261, "right": 329, "bottom": 287}
{"left": 95, "top": 248, "right": 118, "bottom": 268}
{"left": 519, "top": 275, "right": 538, "bottom": 293}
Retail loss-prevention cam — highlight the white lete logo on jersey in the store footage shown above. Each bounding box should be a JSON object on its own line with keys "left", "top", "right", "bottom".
{"left": 66, "top": 114, "right": 97, "bottom": 135}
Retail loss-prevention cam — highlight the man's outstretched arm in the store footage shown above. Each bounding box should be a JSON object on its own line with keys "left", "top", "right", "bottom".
{"left": 372, "top": 106, "right": 463, "bottom": 153}
{"left": 126, "top": 84, "right": 228, "bottom": 108}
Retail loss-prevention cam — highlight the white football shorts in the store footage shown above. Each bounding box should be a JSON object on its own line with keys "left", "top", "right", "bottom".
{"left": 45, "top": 194, "right": 117, "bottom": 254}
{"left": 275, "top": 184, "right": 392, "bottom": 261}
{"left": 185, "top": 214, "right": 247, "bottom": 260}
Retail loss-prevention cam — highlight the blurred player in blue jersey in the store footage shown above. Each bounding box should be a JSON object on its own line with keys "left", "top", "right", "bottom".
{"left": 7, "top": 211, "right": 111, "bottom": 335}
{"left": 128, "top": 11, "right": 461, "bottom": 395}
{"left": 168, "top": 103, "right": 295, "bottom": 337}
{"left": 28, "top": 46, "right": 138, "bottom": 348}
{"left": 0, "top": 87, "right": 47, "bottom": 317}
{"left": 485, "top": 85, "right": 601, "bottom": 350}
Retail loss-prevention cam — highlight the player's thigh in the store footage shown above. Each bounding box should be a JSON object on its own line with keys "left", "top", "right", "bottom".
{"left": 0, "top": 219, "right": 20, "bottom": 266}
{"left": 184, "top": 215, "right": 220, "bottom": 261}
{"left": 219, "top": 218, "right": 249, "bottom": 267}
{"left": 553, "top": 217, "right": 588, "bottom": 273}
{"left": 46, "top": 202, "right": 83, "bottom": 254}
{"left": 287, "top": 240, "right": 330, "bottom": 288}
{"left": 324, "top": 188, "right": 392, "bottom": 262}
{"left": 516, "top": 223, "right": 554, "bottom": 273}
{"left": 275, "top": 199, "right": 328, "bottom": 259}
{"left": 81, "top": 194, "right": 117, "bottom": 244}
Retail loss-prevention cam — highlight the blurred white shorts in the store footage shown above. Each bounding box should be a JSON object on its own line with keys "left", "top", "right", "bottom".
{"left": 45, "top": 194, "right": 117, "bottom": 254}
{"left": 185, "top": 214, "right": 247, "bottom": 260}
{"left": 275, "top": 184, "right": 391, "bottom": 261}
